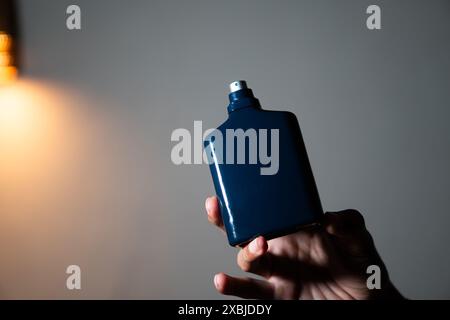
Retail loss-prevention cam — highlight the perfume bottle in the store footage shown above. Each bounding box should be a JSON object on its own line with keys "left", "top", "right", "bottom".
{"left": 205, "top": 81, "right": 323, "bottom": 246}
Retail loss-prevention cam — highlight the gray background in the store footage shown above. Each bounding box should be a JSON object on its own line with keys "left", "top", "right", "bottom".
{"left": 0, "top": 0, "right": 449, "bottom": 299}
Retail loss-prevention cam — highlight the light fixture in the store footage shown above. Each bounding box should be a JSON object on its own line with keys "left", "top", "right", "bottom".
{"left": 0, "top": 0, "right": 19, "bottom": 85}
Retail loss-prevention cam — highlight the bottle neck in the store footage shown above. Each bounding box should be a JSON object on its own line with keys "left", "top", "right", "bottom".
{"left": 227, "top": 88, "right": 261, "bottom": 113}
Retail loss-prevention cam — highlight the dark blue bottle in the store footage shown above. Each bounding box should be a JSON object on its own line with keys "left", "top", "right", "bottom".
{"left": 205, "top": 81, "right": 323, "bottom": 246}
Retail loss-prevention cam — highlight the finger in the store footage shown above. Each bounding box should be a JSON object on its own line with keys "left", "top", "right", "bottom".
{"left": 205, "top": 196, "right": 225, "bottom": 232}
{"left": 237, "top": 236, "right": 271, "bottom": 278}
{"left": 323, "top": 210, "right": 374, "bottom": 258}
{"left": 323, "top": 209, "right": 366, "bottom": 237}
{"left": 214, "top": 272, "right": 274, "bottom": 299}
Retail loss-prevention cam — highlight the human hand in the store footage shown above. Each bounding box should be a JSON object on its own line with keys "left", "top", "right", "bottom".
{"left": 205, "top": 196, "right": 403, "bottom": 300}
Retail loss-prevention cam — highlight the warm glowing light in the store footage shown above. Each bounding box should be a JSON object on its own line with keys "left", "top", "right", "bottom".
{"left": 0, "top": 65, "right": 17, "bottom": 84}
{"left": 0, "top": 32, "right": 12, "bottom": 51}
{"left": 0, "top": 83, "right": 34, "bottom": 139}
{"left": 0, "top": 32, "right": 17, "bottom": 85}
{"left": 0, "top": 79, "right": 85, "bottom": 188}
{"left": 0, "top": 51, "right": 12, "bottom": 66}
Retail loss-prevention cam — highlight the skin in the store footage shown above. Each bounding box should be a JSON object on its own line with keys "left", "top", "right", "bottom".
{"left": 205, "top": 196, "right": 404, "bottom": 300}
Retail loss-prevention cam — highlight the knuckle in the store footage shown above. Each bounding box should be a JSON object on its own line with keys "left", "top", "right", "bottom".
{"left": 342, "top": 209, "right": 366, "bottom": 228}
{"left": 237, "top": 253, "right": 251, "bottom": 272}
{"left": 349, "top": 209, "right": 366, "bottom": 225}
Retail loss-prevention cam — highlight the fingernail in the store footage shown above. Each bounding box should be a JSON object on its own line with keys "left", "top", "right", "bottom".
{"left": 249, "top": 238, "right": 260, "bottom": 254}
{"left": 205, "top": 197, "right": 211, "bottom": 213}
{"left": 214, "top": 274, "right": 219, "bottom": 289}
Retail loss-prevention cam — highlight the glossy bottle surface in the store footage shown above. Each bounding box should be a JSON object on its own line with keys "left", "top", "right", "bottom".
{"left": 205, "top": 81, "right": 323, "bottom": 246}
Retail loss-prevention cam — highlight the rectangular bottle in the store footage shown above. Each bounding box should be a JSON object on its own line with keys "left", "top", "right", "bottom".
{"left": 205, "top": 81, "right": 323, "bottom": 246}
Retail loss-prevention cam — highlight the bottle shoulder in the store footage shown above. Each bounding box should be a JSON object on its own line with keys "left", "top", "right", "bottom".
{"left": 217, "top": 108, "right": 298, "bottom": 131}
{"left": 267, "top": 109, "right": 298, "bottom": 121}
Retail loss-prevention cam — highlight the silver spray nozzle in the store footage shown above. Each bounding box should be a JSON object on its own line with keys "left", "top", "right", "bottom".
{"left": 229, "top": 80, "right": 248, "bottom": 93}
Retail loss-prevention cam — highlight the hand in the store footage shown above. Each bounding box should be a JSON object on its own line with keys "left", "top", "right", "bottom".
{"left": 205, "top": 196, "right": 403, "bottom": 300}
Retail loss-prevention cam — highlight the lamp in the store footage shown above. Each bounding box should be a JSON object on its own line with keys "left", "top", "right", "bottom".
{"left": 0, "top": 0, "right": 19, "bottom": 85}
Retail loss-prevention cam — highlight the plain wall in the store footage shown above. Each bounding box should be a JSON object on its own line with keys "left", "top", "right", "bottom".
{"left": 0, "top": 0, "right": 449, "bottom": 298}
